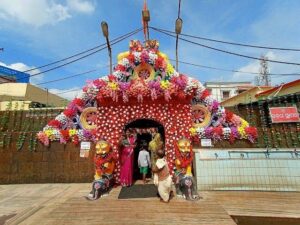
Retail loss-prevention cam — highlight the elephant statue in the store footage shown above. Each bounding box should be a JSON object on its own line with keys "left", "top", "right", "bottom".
{"left": 174, "top": 138, "right": 200, "bottom": 201}
{"left": 175, "top": 172, "right": 199, "bottom": 201}
{"left": 86, "top": 140, "right": 116, "bottom": 200}
{"left": 87, "top": 174, "right": 114, "bottom": 200}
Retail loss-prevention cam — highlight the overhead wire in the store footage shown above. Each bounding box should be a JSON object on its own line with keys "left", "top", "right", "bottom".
{"left": 151, "top": 27, "right": 300, "bottom": 66}
{"left": 36, "top": 63, "right": 117, "bottom": 86}
{"left": 55, "top": 88, "right": 82, "bottom": 95}
{"left": 170, "top": 59, "right": 300, "bottom": 76}
{"left": 36, "top": 69, "right": 98, "bottom": 86}
{"left": 23, "top": 27, "right": 143, "bottom": 73}
{"left": 4, "top": 28, "right": 142, "bottom": 83}
{"left": 151, "top": 26, "right": 300, "bottom": 52}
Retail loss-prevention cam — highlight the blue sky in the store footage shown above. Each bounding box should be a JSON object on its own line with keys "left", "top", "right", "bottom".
{"left": 0, "top": 0, "right": 300, "bottom": 99}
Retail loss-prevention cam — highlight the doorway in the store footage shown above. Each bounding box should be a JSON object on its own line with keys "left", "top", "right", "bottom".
{"left": 125, "top": 119, "right": 165, "bottom": 181}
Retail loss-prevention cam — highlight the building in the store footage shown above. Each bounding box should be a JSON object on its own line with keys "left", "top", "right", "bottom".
{"left": 0, "top": 83, "right": 67, "bottom": 110}
{"left": 221, "top": 86, "right": 272, "bottom": 107}
{"left": 0, "top": 65, "right": 30, "bottom": 83}
{"left": 255, "top": 79, "right": 300, "bottom": 100}
{"left": 0, "top": 75, "right": 16, "bottom": 83}
{"left": 204, "top": 81, "right": 254, "bottom": 102}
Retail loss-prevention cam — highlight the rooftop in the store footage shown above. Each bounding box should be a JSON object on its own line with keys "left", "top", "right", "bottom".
{"left": 205, "top": 81, "right": 252, "bottom": 85}
{"left": 255, "top": 79, "right": 300, "bottom": 98}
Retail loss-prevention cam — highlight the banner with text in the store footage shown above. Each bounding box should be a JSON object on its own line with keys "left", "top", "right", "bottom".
{"left": 269, "top": 107, "right": 300, "bottom": 123}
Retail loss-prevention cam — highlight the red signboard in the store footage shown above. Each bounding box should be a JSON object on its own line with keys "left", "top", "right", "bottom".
{"left": 269, "top": 107, "right": 300, "bottom": 123}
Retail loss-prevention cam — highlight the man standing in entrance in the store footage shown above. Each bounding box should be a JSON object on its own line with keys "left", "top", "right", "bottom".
{"left": 138, "top": 143, "right": 151, "bottom": 184}
{"left": 152, "top": 149, "right": 172, "bottom": 203}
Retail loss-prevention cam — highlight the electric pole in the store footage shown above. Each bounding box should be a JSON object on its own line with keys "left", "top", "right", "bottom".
{"left": 256, "top": 55, "right": 271, "bottom": 86}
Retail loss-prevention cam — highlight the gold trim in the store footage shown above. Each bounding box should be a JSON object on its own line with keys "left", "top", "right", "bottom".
{"left": 192, "top": 104, "right": 211, "bottom": 128}
{"left": 132, "top": 63, "right": 155, "bottom": 81}
{"left": 80, "top": 107, "right": 97, "bottom": 130}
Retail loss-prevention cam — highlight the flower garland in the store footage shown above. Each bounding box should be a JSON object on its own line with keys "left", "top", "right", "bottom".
{"left": 175, "top": 142, "right": 194, "bottom": 169}
{"left": 94, "top": 152, "right": 118, "bottom": 175}
{"left": 28, "top": 132, "right": 37, "bottom": 152}
{"left": 16, "top": 132, "right": 26, "bottom": 151}
{"left": 190, "top": 125, "right": 258, "bottom": 143}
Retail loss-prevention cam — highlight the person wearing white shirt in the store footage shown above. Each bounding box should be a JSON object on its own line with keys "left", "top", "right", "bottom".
{"left": 138, "top": 146, "right": 151, "bottom": 184}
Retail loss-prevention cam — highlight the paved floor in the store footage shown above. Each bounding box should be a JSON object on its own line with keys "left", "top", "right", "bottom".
{"left": 0, "top": 183, "right": 300, "bottom": 225}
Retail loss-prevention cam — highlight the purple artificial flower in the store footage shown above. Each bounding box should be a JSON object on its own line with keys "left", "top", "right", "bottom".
{"left": 212, "top": 100, "right": 220, "bottom": 111}
{"left": 204, "top": 127, "right": 213, "bottom": 139}
{"left": 140, "top": 50, "right": 149, "bottom": 63}
{"left": 119, "top": 82, "right": 131, "bottom": 92}
{"left": 230, "top": 127, "right": 240, "bottom": 138}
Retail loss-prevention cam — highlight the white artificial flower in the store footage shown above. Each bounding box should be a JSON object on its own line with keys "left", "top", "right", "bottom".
{"left": 56, "top": 114, "right": 68, "bottom": 124}
{"left": 148, "top": 52, "right": 158, "bottom": 64}
{"left": 133, "top": 52, "right": 141, "bottom": 63}
{"left": 121, "top": 58, "right": 130, "bottom": 68}
{"left": 113, "top": 71, "right": 124, "bottom": 80}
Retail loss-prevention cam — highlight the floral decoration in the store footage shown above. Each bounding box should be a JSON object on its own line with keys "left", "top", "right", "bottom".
{"left": 38, "top": 40, "right": 257, "bottom": 154}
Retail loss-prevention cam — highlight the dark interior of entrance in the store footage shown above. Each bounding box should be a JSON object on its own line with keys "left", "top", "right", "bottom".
{"left": 125, "top": 119, "right": 165, "bottom": 181}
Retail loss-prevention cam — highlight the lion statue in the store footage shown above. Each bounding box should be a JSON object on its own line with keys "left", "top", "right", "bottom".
{"left": 87, "top": 140, "right": 116, "bottom": 200}
{"left": 174, "top": 138, "right": 200, "bottom": 201}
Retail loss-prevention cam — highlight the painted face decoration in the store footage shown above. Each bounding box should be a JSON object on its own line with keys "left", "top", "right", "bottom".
{"left": 95, "top": 140, "right": 110, "bottom": 155}
{"left": 177, "top": 138, "right": 191, "bottom": 153}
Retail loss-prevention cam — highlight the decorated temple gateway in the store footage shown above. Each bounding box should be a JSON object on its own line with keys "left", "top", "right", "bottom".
{"left": 38, "top": 40, "right": 257, "bottom": 199}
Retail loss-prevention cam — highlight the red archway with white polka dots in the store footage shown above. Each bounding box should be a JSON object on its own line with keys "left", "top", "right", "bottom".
{"left": 96, "top": 101, "right": 193, "bottom": 183}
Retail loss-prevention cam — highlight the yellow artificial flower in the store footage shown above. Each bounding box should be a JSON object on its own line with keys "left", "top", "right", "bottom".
{"left": 108, "top": 81, "right": 119, "bottom": 91}
{"left": 238, "top": 119, "right": 249, "bottom": 138}
{"left": 238, "top": 127, "right": 247, "bottom": 138}
{"left": 240, "top": 119, "right": 249, "bottom": 128}
{"left": 189, "top": 127, "right": 197, "bottom": 136}
{"left": 166, "top": 63, "right": 174, "bottom": 75}
{"left": 44, "top": 129, "right": 54, "bottom": 137}
{"left": 69, "top": 129, "right": 76, "bottom": 136}
{"left": 160, "top": 80, "right": 170, "bottom": 90}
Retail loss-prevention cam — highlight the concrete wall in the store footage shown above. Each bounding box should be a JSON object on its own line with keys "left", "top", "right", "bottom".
{"left": 221, "top": 87, "right": 272, "bottom": 107}
{"left": 194, "top": 149, "right": 300, "bottom": 191}
{"left": 0, "top": 83, "right": 67, "bottom": 107}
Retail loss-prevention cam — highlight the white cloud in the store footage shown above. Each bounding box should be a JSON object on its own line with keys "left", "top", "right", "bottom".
{"left": 232, "top": 51, "right": 276, "bottom": 82}
{"left": 67, "top": 0, "right": 95, "bottom": 14}
{"left": 48, "top": 87, "right": 81, "bottom": 100}
{"left": 0, "top": 0, "right": 71, "bottom": 27}
{"left": 0, "top": 61, "right": 43, "bottom": 84}
{"left": 246, "top": 2, "right": 300, "bottom": 85}
{"left": 0, "top": 0, "right": 95, "bottom": 27}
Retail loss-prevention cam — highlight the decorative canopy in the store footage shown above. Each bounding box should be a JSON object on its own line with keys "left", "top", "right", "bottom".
{"left": 37, "top": 40, "right": 257, "bottom": 146}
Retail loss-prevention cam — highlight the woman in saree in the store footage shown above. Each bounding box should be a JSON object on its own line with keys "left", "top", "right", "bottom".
{"left": 149, "top": 132, "right": 164, "bottom": 185}
{"left": 119, "top": 129, "right": 136, "bottom": 186}
{"left": 149, "top": 132, "right": 164, "bottom": 166}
